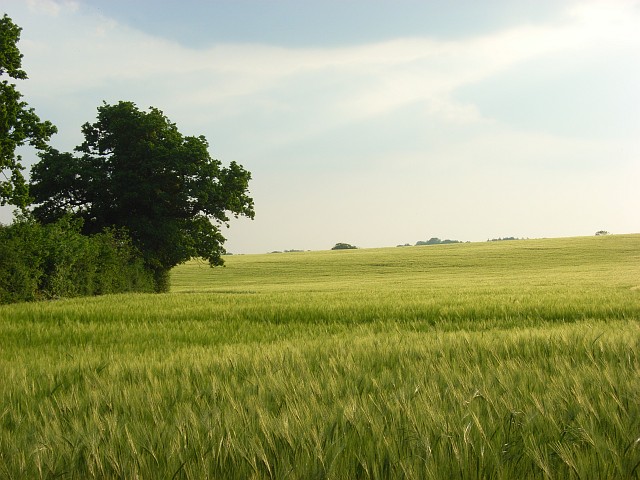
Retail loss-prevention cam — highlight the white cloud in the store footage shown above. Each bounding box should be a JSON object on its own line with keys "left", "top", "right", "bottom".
{"left": 18, "top": 0, "right": 640, "bottom": 125}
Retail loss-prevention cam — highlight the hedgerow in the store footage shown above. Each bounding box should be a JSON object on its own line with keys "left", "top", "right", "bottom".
{"left": 0, "top": 214, "right": 155, "bottom": 304}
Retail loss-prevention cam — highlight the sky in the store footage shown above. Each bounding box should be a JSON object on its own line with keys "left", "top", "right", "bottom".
{"left": 1, "top": 0, "right": 639, "bottom": 253}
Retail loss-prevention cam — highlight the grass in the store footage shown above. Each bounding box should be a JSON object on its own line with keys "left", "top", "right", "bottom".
{"left": 1, "top": 234, "right": 639, "bottom": 478}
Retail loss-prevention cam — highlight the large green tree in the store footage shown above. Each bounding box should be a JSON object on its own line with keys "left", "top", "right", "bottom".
{"left": 0, "top": 14, "right": 56, "bottom": 208}
{"left": 30, "top": 101, "right": 254, "bottom": 290}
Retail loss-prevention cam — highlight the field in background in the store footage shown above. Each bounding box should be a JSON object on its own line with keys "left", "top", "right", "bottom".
{"left": 1, "top": 235, "right": 639, "bottom": 478}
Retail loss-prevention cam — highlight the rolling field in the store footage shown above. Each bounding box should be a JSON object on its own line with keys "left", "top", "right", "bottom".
{"left": 1, "top": 235, "right": 639, "bottom": 478}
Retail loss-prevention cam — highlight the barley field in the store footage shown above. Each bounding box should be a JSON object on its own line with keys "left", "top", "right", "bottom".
{"left": 1, "top": 235, "right": 639, "bottom": 478}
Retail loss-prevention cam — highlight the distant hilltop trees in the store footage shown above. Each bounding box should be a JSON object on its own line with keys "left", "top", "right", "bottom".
{"left": 416, "top": 237, "right": 463, "bottom": 246}
{"left": 332, "top": 243, "right": 358, "bottom": 250}
{"left": 487, "top": 237, "right": 523, "bottom": 242}
{"left": 396, "top": 237, "right": 466, "bottom": 247}
{"left": 395, "top": 237, "right": 529, "bottom": 247}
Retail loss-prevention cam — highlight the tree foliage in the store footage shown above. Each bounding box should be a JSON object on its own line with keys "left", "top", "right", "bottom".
{"left": 415, "top": 237, "right": 463, "bottom": 246}
{"left": 332, "top": 242, "right": 357, "bottom": 250}
{"left": 0, "top": 14, "right": 56, "bottom": 207}
{"left": 30, "top": 101, "right": 254, "bottom": 289}
{"left": 0, "top": 214, "right": 155, "bottom": 304}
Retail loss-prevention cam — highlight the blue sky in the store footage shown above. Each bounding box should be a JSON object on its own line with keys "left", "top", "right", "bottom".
{"left": 1, "top": 0, "right": 639, "bottom": 252}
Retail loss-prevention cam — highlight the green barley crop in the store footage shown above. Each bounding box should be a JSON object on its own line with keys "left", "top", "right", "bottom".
{"left": 1, "top": 235, "right": 639, "bottom": 478}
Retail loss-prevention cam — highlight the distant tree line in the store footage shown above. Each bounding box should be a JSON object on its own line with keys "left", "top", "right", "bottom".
{"left": 0, "top": 15, "right": 254, "bottom": 304}
{"left": 396, "top": 238, "right": 468, "bottom": 247}
{"left": 416, "top": 237, "right": 463, "bottom": 246}
{"left": 487, "top": 237, "right": 523, "bottom": 242}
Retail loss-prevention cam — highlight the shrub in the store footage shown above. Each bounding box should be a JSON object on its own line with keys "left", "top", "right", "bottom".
{"left": 0, "top": 215, "right": 155, "bottom": 304}
{"left": 0, "top": 216, "right": 45, "bottom": 303}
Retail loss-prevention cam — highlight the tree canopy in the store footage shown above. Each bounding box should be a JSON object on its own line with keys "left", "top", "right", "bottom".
{"left": 0, "top": 14, "right": 56, "bottom": 208}
{"left": 30, "top": 101, "right": 254, "bottom": 289}
{"left": 332, "top": 243, "right": 357, "bottom": 250}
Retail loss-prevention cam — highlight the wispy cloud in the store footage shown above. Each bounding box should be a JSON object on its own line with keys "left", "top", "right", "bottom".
{"left": 26, "top": 0, "right": 78, "bottom": 16}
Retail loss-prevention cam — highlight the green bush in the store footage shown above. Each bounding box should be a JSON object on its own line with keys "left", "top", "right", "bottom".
{"left": 0, "top": 215, "right": 155, "bottom": 304}
{"left": 0, "top": 216, "right": 45, "bottom": 303}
